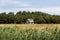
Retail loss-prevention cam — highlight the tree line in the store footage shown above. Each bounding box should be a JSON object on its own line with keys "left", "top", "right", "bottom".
{"left": 0, "top": 11, "right": 60, "bottom": 24}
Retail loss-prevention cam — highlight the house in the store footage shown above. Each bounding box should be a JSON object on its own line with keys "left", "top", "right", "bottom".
{"left": 26, "top": 18, "right": 34, "bottom": 24}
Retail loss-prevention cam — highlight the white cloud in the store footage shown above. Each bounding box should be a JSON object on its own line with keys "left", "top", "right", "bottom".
{"left": 0, "top": 7, "right": 60, "bottom": 15}
{"left": 0, "top": 0, "right": 60, "bottom": 15}
{"left": 0, "top": 0, "right": 30, "bottom": 7}
{"left": 14, "top": 7, "right": 60, "bottom": 15}
{"left": 39, "top": 7, "right": 60, "bottom": 15}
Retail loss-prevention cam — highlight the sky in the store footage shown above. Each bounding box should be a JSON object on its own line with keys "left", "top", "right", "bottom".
{"left": 0, "top": 0, "right": 60, "bottom": 15}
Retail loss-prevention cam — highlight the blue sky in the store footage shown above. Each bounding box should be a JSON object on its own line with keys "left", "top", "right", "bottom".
{"left": 0, "top": 0, "right": 60, "bottom": 15}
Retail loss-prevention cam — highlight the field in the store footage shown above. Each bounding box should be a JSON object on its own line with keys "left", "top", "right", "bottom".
{"left": 0, "top": 24, "right": 60, "bottom": 40}
{"left": 0, "top": 24, "right": 60, "bottom": 29}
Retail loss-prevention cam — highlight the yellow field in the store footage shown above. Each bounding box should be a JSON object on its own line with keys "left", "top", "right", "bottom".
{"left": 0, "top": 24, "right": 60, "bottom": 29}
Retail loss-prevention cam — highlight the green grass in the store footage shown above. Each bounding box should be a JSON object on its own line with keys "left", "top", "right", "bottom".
{"left": 0, "top": 26, "right": 60, "bottom": 40}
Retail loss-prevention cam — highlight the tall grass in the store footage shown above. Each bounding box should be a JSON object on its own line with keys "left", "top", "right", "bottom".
{"left": 0, "top": 26, "right": 60, "bottom": 40}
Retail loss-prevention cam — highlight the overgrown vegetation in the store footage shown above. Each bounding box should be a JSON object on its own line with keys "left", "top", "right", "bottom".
{"left": 0, "top": 11, "right": 60, "bottom": 24}
{"left": 0, "top": 26, "right": 60, "bottom": 40}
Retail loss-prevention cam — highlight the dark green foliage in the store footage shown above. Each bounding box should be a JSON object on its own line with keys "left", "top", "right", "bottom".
{"left": 0, "top": 11, "right": 60, "bottom": 24}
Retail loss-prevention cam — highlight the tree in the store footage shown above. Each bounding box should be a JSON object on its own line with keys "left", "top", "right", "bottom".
{"left": 0, "top": 11, "right": 60, "bottom": 24}
{"left": 7, "top": 12, "right": 15, "bottom": 23}
{"left": 0, "top": 12, "right": 7, "bottom": 23}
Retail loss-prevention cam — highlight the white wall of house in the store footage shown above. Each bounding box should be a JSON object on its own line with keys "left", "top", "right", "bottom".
{"left": 26, "top": 19, "right": 34, "bottom": 24}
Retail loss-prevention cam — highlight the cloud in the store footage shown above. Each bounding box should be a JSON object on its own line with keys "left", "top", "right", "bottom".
{"left": 16, "top": 7, "right": 60, "bottom": 15}
{"left": 0, "top": 0, "right": 31, "bottom": 8}
{"left": 39, "top": 7, "right": 60, "bottom": 15}
{"left": 0, "top": 0, "right": 60, "bottom": 15}
{"left": 0, "top": 7, "right": 60, "bottom": 15}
